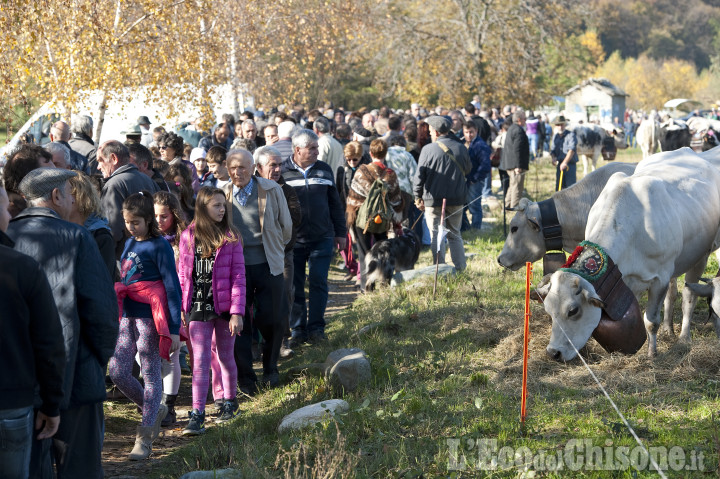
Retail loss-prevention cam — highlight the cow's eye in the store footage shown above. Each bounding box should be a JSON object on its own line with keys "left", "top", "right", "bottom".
{"left": 511, "top": 226, "right": 518, "bottom": 234}
{"left": 575, "top": 287, "right": 582, "bottom": 295}
{"left": 568, "top": 306, "right": 579, "bottom": 317}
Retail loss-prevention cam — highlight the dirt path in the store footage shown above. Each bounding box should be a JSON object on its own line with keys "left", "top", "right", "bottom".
{"left": 102, "top": 264, "right": 358, "bottom": 478}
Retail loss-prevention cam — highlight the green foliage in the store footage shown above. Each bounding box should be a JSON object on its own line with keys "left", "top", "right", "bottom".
{"left": 589, "top": 0, "right": 720, "bottom": 71}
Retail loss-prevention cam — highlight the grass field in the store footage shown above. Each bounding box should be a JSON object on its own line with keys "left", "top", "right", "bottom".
{"left": 106, "top": 147, "right": 720, "bottom": 478}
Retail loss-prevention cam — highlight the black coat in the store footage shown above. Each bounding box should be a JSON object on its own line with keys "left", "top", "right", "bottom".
{"left": 413, "top": 136, "right": 472, "bottom": 207}
{"left": 0, "top": 232, "right": 66, "bottom": 416}
{"left": 7, "top": 208, "right": 119, "bottom": 409}
{"left": 500, "top": 123, "right": 530, "bottom": 171}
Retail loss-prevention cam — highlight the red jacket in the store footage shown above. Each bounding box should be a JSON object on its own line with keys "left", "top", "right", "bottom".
{"left": 177, "top": 224, "right": 246, "bottom": 316}
{"left": 114, "top": 280, "right": 186, "bottom": 360}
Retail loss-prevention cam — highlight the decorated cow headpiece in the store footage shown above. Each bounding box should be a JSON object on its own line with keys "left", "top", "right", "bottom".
{"left": 559, "top": 241, "right": 645, "bottom": 355}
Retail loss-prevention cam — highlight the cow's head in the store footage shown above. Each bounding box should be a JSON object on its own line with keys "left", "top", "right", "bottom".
{"left": 536, "top": 270, "right": 606, "bottom": 361}
{"left": 611, "top": 129, "right": 629, "bottom": 150}
{"left": 497, "top": 198, "right": 545, "bottom": 271}
{"left": 702, "top": 129, "right": 719, "bottom": 152}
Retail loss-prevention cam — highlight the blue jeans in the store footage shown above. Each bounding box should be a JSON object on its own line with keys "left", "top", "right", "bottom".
{"left": 462, "top": 179, "right": 485, "bottom": 230}
{"left": 0, "top": 406, "right": 33, "bottom": 479}
{"left": 528, "top": 133, "right": 540, "bottom": 159}
{"left": 290, "top": 238, "right": 334, "bottom": 339}
{"left": 481, "top": 171, "right": 493, "bottom": 198}
{"left": 406, "top": 203, "right": 425, "bottom": 243}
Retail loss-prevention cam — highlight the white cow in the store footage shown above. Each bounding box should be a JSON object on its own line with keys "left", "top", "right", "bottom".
{"left": 686, "top": 116, "right": 720, "bottom": 135}
{"left": 636, "top": 118, "right": 660, "bottom": 159}
{"left": 497, "top": 162, "right": 637, "bottom": 270}
{"left": 537, "top": 148, "right": 720, "bottom": 360}
{"left": 572, "top": 124, "right": 628, "bottom": 176}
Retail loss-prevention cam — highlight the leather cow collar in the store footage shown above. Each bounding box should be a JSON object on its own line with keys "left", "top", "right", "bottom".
{"left": 535, "top": 198, "right": 563, "bottom": 252}
{"left": 534, "top": 199, "right": 566, "bottom": 275}
{"left": 559, "top": 241, "right": 645, "bottom": 354}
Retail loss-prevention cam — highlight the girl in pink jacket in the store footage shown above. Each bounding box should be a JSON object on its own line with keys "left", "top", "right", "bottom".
{"left": 178, "top": 186, "right": 246, "bottom": 435}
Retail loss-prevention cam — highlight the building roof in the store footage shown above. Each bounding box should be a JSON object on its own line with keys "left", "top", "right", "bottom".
{"left": 564, "top": 78, "right": 628, "bottom": 97}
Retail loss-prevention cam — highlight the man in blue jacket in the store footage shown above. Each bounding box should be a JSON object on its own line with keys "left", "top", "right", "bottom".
{"left": 281, "top": 130, "right": 347, "bottom": 346}
{"left": 461, "top": 120, "right": 491, "bottom": 231}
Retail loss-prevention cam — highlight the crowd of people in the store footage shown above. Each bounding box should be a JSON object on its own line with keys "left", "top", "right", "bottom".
{"left": 1, "top": 100, "right": 575, "bottom": 477}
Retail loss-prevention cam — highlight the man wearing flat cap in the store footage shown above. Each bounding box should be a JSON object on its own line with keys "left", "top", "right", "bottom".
{"left": 412, "top": 115, "right": 472, "bottom": 271}
{"left": 6, "top": 168, "right": 118, "bottom": 478}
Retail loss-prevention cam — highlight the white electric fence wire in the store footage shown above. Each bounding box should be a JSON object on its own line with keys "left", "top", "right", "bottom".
{"left": 533, "top": 283, "right": 668, "bottom": 479}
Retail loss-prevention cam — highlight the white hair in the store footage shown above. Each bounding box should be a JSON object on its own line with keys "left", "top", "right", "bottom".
{"left": 278, "top": 121, "right": 297, "bottom": 139}
{"left": 253, "top": 146, "right": 282, "bottom": 166}
{"left": 291, "top": 130, "right": 318, "bottom": 149}
{"left": 45, "top": 142, "right": 71, "bottom": 167}
{"left": 71, "top": 115, "right": 93, "bottom": 137}
{"left": 226, "top": 148, "right": 253, "bottom": 166}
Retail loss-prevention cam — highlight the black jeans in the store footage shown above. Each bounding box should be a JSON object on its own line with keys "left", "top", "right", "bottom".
{"left": 234, "top": 262, "right": 284, "bottom": 389}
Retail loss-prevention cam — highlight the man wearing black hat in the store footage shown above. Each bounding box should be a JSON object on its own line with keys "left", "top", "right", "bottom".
{"left": 413, "top": 115, "right": 472, "bottom": 271}
{"left": 6, "top": 168, "right": 118, "bottom": 479}
{"left": 550, "top": 115, "right": 578, "bottom": 190}
{"left": 137, "top": 115, "right": 153, "bottom": 147}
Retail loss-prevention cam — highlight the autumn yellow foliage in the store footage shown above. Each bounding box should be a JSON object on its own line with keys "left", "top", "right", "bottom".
{"left": 595, "top": 52, "right": 709, "bottom": 110}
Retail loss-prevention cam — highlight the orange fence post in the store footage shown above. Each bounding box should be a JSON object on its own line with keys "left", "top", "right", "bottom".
{"left": 521, "top": 261, "right": 532, "bottom": 426}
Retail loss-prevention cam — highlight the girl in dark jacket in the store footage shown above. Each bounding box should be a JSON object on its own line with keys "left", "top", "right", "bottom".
{"left": 108, "top": 192, "right": 182, "bottom": 460}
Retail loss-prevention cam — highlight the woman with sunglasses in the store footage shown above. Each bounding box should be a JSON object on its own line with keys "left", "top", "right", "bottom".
{"left": 335, "top": 142, "right": 368, "bottom": 282}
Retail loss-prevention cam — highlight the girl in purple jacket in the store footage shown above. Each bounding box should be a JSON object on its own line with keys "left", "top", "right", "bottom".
{"left": 178, "top": 186, "right": 246, "bottom": 435}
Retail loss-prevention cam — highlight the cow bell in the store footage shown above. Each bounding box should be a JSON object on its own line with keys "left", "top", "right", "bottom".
{"left": 543, "top": 252, "right": 566, "bottom": 275}
{"left": 601, "top": 137, "right": 617, "bottom": 161}
{"left": 591, "top": 296, "right": 645, "bottom": 354}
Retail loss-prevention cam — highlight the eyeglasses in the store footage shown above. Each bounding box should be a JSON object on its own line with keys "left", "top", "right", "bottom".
{"left": 159, "top": 146, "right": 168, "bottom": 150}
{"left": 347, "top": 157, "right": 361, "bottom": 162}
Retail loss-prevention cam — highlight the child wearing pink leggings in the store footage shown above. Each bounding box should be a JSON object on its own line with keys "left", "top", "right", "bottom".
{"left": 109, "top": 191, "right": 182, "bottom": 460}
{"left": 178, "top": 187, "right": 245, "bottom": 435}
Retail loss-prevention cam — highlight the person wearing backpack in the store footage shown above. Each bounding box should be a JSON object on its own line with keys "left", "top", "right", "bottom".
{"left": 345, "top": 139, "right": 404, "bottom": 290}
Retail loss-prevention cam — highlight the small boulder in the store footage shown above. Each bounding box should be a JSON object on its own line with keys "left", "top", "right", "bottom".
{"left": 323, "top": 348, "right": 366, "bottom": 370}
{"left": 325, "top": 352, "right": 372, "bottom": 393}
{"left": 277, "top": 399, "right": 350, "bottom": 432}
{"left": 391, "top": 264, "right": 456, "bottom": 286}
